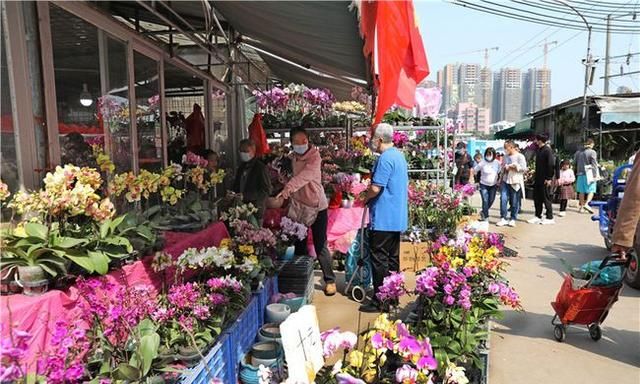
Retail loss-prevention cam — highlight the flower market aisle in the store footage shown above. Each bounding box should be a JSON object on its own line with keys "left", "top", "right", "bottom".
{"left": 311, "top": 196, "right": 640, "bottom": 384}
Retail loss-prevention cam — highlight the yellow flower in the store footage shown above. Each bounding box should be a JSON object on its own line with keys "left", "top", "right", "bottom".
{"left": 373, "top": 314, "right": 392, "bottom": 332}
{"left": 238, "top": 245, "right": 255, "bottom": 255}
{"left": 220, "top": 239, "right": 232, "bottom": 249}
{"left": 247, "top": 255, "right": 259, "bottom": 265}
{"left": 348, "top": 350, "right": 364, "bottom": 368}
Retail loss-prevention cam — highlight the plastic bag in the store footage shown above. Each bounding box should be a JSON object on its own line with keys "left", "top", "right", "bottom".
{"left": 580, "top": 260, "right": 623, "bottom": 286}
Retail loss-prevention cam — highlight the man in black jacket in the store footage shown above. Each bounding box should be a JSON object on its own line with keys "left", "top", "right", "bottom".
{"left": 233, "top": 139, "right": 272, "bottom": 223}
{"left": 528, "top": 133, "right": 556, "bottom": 225}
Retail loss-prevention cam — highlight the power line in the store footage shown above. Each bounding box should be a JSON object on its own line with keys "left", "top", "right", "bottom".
{"left": 516, "top": 30, "right": 583, "bottom": 70}
{"left": 449, "top": 0, "right": 640, "bottom": 33}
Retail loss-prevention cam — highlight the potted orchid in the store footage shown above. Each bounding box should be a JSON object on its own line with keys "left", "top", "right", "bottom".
{"left": 271, "top": 216, "right": 308, "bottom": 260}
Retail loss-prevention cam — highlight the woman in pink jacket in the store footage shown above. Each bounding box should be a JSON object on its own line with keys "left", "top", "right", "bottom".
{"left": 279, "top": 128, "right": 336, "bottom": 296}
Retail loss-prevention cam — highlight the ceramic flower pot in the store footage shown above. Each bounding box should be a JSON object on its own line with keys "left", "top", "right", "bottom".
{"left": 258, "top": 323, "right": 282, "bottom": 344}
{"left": 265, "top": 303, "right": 291, "bottom": 324}
{"left": 250, "top": 341, "right": 282, "bottom": 367}
{"left": 239, "top": 359, "right": 261, "bottom": 384}
{"left": 278, "top": 246, "right": 295, "bottom": 261}
{"left": 17, "top": 266, "right": 49, "bottom": 296}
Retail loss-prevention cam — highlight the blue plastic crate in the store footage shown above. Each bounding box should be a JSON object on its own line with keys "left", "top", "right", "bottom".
{"left": 179, "top": 332, "right": 235, "bottom": 384}
{"left": 228, "top": 295, "right": 261, "bottom": 364}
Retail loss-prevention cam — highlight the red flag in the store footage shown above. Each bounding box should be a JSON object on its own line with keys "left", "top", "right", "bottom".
{"left": 360, "top": 1, "right": 430, "bottom": 125}
{"left": 248, "top": 113, "right": 270, "bottom": 157}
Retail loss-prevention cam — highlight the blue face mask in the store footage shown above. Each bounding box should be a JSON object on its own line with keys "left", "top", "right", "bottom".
{"left": 239, "top": 152, "right": 253, "bottom": 162}
{"left": 293, "top": 144, "right": 308, "bottom": 155}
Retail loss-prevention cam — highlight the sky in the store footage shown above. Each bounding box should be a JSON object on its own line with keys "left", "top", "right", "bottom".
{"left": 415, "top": 0, "right": 640, "bottom": 104}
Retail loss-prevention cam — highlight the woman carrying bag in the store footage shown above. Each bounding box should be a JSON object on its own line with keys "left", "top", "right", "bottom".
{"left": 278, "top": 128, "right": 336, "bottom": 296}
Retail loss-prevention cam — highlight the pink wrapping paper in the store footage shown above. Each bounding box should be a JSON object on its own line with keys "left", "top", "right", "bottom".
{"left": 264, "top": 207, "right": 367, "bottom": 255}
{"left": 0, "top": 221, "right": 229, "bottom": 369}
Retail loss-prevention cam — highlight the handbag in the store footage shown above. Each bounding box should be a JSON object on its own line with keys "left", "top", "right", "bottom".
{"left": 288, "top": 198, "right": 318, "bottom": 226}
{"left": 584, "top": 165, "right": 600, "bottom": 184}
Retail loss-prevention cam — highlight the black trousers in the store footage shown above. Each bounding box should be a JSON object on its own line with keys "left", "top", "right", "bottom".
{"left": 560, "top": 199, "right": 568, "bottom": 211}
{"left": 533, "top": 184, "right": 554, "bottom": 219}
{"left": 369, "top": 230, "right": 401, "bottom": 302}
{"left": 294, "top": 209, "right": 335, "bottom": 283}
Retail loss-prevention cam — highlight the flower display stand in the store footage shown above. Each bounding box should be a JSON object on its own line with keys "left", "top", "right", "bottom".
{"left": 179, "top": 276, "right": 278, "bottom": 383}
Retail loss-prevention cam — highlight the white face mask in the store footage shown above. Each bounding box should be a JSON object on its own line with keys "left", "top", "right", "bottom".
{"left": 485, "top": 156, "right": 494, "bottom": 162}
{"left": 239, "top": 152, "right": 253, "bottom": 162}
{"left": 293, "top": 144, "right": 308, "bottom": 155}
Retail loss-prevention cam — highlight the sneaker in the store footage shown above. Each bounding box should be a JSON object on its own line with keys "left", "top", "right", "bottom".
{"left": 508, "top": 220, "right": 516, "bottom": 227}
{"left": 496, "top": 218, "right": 509, "bottom": 227}
{"left": 558, "top": 211, "right": 566, "bottom": 217}
{"left": 324, "top": 283, "right": 337, "bottom": 296}
{"left": 527, "top": 217, "right": 542, "bottom": 224}
{"left": 577, "top": 206, "right": 584, "bottom": 213}
{"left": 541, "top": 218, "right": 556, "bottom": 225}
{"left": 584, "top": 205, "right": 594, "bottom": 214}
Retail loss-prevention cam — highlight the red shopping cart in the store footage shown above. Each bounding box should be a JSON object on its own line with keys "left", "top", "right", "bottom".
{"left": 550, "top": 255, "right": 629, "bottom": 342}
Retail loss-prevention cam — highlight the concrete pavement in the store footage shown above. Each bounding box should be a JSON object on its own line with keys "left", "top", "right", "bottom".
{"left": 310, "top": 197, "right": 640, "bottom": 383}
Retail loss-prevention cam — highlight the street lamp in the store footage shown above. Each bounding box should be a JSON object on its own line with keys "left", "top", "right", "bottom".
{"left": 553, "top": 0, "right": 592, "bottom": 141}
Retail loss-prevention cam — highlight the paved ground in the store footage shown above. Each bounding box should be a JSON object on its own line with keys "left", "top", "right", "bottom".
{"left": 310, "top": 196, "right": 640, "bottom": 384}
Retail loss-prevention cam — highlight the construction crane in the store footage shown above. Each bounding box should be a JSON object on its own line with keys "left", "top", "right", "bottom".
{"left": 447, "top": 46, "right": 499, "bottom": 68}
{"left": 537, "top": 40, "right": 558, "bottom": 68}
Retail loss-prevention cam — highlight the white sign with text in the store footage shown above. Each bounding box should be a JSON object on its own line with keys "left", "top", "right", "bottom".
{"left": 279, "top": 305, "right": 324, "bottom": 383}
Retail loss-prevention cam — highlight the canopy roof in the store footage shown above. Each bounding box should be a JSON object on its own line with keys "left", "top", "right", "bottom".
{"left": 594, "top": 97, "right": 640, "bottom": 125}
{"left": 214, "top": 1, "right": 368, "bottom": 99}
{"left": 494, "top": 118, "right": 534, "bottom": 139}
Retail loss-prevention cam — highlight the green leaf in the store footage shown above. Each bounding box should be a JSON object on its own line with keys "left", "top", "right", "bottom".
{"left": 100, "top": 220, "right": 111, "bottom": 239}
{"left": 65, "top": 251, "right": 95, "bottom": 273}
{"left": 54, "top": 237, "right": 88, "bottom": 249}
{"left": 113, "top": 364, "right": 141, "bottom": 381}
{"left": 39, "top": 263, "right": 58, "bottom": 277}
{"left": 102, "top": 236, "right": 133, "bottom": 252}
{"left": 139, "top": 333, "right": 160, "bottom": 375}
{"left": 110, "top": 215, "right": 127, "bottom": 232}
{"left": 24, "top": 223, "right": 48, "bottom": 239}
{"left": 88, "top": 251, "right": 110, "bottom": 275}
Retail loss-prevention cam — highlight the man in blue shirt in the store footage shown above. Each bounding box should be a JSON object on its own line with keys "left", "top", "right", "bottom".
{"left": 360, "top": 123, "right": 409, "bottom": 313}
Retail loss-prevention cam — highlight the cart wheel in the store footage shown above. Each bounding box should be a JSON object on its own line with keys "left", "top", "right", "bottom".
{"left": 351, "top": 286, "right": 366, "bottom": 303}
{"left": 553, "top": 325, "right": 566, "bottom": 342}
{"left": 589, "top": 324, "right": 602, "bottom": 341}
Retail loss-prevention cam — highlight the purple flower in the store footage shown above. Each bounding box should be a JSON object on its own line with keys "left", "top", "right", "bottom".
{"left": 444, "top": 295, "right": 456, "bottom": 306}
{"left": 398, "top": 336, "right": 422, "bottom": 355}
{"left": 336, "top": 373, "right": 366, "bottom": 384}
{"left": 376, "top": 272, "right": 406, "bottom": 302}
{"left": 210, "top": 293, "right": 229, "bottom": 306}
{"left": 417, "top": 355, "right": 438, "bottom": 371}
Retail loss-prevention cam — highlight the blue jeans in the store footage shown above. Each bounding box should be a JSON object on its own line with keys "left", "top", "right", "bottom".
{"left": 479, "top": 184, "right": 497, "bottom": 219}
{"left": 500, "top": 184, "right": 522, "bottom": 220}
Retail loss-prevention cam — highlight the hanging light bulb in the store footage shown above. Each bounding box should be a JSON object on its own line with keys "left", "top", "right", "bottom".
{"left": 79, "top": 83, "right": 93, "bottom": 107}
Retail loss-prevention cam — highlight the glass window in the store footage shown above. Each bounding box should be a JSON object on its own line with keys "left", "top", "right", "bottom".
{"left": 133, "top": 52, "right": 162, "bottom": 171}
{"left": 50, "top": 4, "right": 132, "bottom": 173}
{"left": 1, "top": 3, "right": 20, "bottom": 196}
{"left": 164, "top": 63, "right": 205, "bottom": 164}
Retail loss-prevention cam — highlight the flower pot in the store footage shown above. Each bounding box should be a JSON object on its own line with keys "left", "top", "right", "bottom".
{"left": 278, "top": 246, "right": 295, "bottom": 261}
{"left": 341, "top": 199, "right": 353, "bottom": 209}
{"left": 258, "top": 323, "right": 282, "bottom": 344}
{"left": 177, "top": 346, "right": 201, "bottom": 367}
{"left": 265, "top": 303, "right": 291, "bottom": 324}
{"left": 239, "top": 359, "right": 261, "bottom": 384}
{"left": 250, "top": 341, "right": 282, "bottom": 367}
{"left": 1, "top": 267, "right": 21, "bottom": 295}
{"left": 17, "top": 266, "right": 49, "bottom": 296}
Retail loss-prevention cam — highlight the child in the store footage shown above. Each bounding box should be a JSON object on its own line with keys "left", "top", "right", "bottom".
{"left": 556, "top": 159, "right": 576, "bottom": 217}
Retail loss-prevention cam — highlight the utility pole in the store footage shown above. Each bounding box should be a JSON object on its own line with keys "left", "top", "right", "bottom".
{"left": 604, "top": 15, "right": 611, "bottom": 95}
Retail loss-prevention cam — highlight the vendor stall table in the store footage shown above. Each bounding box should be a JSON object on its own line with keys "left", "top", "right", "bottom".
{"left": 0, "top": 221, "right": 230, "bottom": 369}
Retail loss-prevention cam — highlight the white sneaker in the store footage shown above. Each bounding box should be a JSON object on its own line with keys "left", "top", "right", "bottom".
{"left": 541, "top": 218, "right": 556, "bottom": 225}
{"left": 508, "top": 220, "right": 516, "bottom": 227}
{"left": 496, "top": 219, "right": 509, "bottom": 227}
{"left": 527, "top": 217, "right": 542, "bottom": 224}
{"left": 584, "top": 205, "right": 594, "bottom": 214}
{"left": 558, "top": 211, "right": 566, "bottom": 217}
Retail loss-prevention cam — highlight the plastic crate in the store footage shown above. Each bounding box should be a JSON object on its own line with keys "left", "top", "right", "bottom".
{"left": 179, "top": 332, "right": 235, "bottom": 384}
{"left": 227, "top": 295, "right": 261, "bottom": 364}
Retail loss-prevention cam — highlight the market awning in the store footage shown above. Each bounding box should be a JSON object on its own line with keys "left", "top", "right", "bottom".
{"left": 594, "top": 97, "right": 640, "bottom": 124}
{"left": 494, "top": 118, "right": 534, "bottom": 139}
{"left": 214, "top": 1, "right": 368, "bottom": 86}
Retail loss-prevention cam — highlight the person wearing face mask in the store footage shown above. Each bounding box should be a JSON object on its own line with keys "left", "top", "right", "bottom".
{"left": 233, "top": 139, "right": 272, "bottom": 223}
{"left": 278, "top": 128, "right": 336, "bottom": 296}
{"left": 359, "top": 123, "right": 409, "bottom": 313}
{"left": 454, "top": 142, "right": 472, "bottom": 186}
{"left": 497, "top": 140, "right": 527, "bottom": 227}
{"left": 473, "top": 147, "right": 501, "bottom": 221}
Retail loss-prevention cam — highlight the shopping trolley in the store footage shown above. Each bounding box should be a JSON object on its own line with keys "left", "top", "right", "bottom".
{"left": 344, "top": 207, "right": 372, "bottom": 302}
{"left": 550, "top": 254, "right": 629, "bottom": 342}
